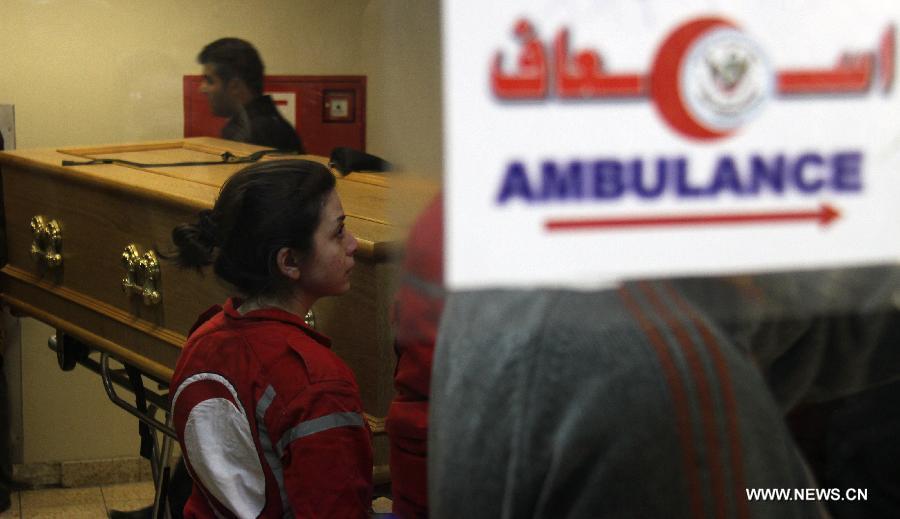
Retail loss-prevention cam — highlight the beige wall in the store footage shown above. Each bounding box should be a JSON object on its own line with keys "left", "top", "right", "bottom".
{"left": 0, "top": 0, "right": 442, "bottom": 464}
{"left": 0, "top": 0, "right": 367, "bottom": 149}
{"left": 19, "top": 320, "right": 144, "bottom": 463}
{"left": 362, "top": 1, "right": 443, "bottom": 176}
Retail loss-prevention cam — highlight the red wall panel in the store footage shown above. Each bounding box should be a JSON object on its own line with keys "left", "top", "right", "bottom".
{"left": 183, "top": 75, "right": 366, "bottom": 156}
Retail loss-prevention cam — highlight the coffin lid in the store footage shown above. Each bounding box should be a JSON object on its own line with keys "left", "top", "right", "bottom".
{"left": 0, "top": 137, "right": 437, "bottom": 260}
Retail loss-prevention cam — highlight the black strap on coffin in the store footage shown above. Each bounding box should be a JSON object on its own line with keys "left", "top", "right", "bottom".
{"left": 61, "top": 148, "right": 296, "bottom": 168}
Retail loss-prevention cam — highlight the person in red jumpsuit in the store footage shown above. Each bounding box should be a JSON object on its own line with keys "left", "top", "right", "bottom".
{"left": 386, "top": 194, "right": 443, "bottom": 518}
{"left": 169, "top": 159, "right": 372, "bottom": 518}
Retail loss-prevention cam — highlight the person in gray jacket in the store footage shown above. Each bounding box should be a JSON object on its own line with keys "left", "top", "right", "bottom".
{"left": 429, "top": 266, "right": 900, "bottom": 518}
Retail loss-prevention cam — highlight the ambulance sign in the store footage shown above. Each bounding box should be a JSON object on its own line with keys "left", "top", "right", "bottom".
{"left": 443, "top": 1, "right": 900, "bottom": 289}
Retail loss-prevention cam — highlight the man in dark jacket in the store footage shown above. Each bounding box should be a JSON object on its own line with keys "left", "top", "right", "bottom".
{"left": 197, "top": 38, "right": 304, "bottom": 152}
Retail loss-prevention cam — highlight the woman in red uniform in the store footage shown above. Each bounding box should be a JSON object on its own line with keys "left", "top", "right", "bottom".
{"left": 170, "top": 160, "right": 372, "bottom": 518}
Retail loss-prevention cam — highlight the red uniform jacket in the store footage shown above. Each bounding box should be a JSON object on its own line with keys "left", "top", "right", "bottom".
{"left": 386, "top": 195, "right": 444, "bottom": 518}
{"left": 171, "top": 298, "right": 372, "bottom": 518}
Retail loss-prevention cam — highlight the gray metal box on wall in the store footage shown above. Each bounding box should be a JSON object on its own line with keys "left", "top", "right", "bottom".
{"left": 0, "top": 106, "right": 14, "bottom": 150}
{"left": 0, "top": 104, "right": 13, "bottom": 266}
{"left": 0, "top": 104, "right": 21, "bottom": 467}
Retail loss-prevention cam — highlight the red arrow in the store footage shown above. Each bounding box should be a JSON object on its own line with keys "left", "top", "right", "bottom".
{"left": 546, "top": 203, "right": 840, "bottom": 231}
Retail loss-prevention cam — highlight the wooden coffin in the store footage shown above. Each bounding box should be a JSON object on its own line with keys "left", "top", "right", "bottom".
{"left": 0, "top": 137, "right": 435, "bottom": 480}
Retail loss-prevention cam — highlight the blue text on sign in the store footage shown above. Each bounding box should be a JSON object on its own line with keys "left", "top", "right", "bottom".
{"left": 497, "top": 151, "right": 863, "bottom": 204}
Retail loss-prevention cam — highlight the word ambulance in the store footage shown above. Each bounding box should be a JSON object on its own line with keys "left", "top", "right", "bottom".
{"left": 497, "top": 150, "right": 863, "bottom": 203}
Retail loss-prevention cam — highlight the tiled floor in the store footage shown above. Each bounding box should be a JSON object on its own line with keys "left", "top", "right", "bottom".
{"left": 0, "top": 481, "right": 155, "bottom": 518}
{"left": 0, "top": 483, "right": 394, "bottom": 518}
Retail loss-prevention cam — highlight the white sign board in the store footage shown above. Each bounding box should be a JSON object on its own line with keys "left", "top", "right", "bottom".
{"left": 443, "top": 1, "right": 900, "bottom": 289}
{"left": 268, "top": 92, "right": 297, "bottom": 130}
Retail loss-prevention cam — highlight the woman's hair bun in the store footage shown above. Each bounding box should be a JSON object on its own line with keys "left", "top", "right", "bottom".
{"left": 171, "top": 209, "right": 220, "bottom": 269}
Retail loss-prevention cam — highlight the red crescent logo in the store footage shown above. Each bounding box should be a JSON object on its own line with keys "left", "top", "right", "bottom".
{"left": 650, "top": 17, "right": 738, "bottom": 140}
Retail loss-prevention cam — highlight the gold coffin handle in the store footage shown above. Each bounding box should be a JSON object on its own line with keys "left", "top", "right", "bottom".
{"left": 121, "top": 244, "right": 162, "bottom": 306}
{"left": 30, "top": 215, "right": 63, "bottom": 269}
